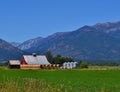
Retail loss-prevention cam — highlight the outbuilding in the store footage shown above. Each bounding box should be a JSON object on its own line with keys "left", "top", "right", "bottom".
{"left": 62, "top": 62, "right": 78, "bottom": 69}
{"left": 8, "top": 60, "right": 20, "bottom": 69}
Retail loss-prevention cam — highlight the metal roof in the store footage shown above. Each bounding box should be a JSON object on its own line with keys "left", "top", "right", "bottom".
{"left": 23, "top": 55, "right": 50, "bottom": 64}
{"left": 9, "top": 60, "right": 20, "bottom": 65}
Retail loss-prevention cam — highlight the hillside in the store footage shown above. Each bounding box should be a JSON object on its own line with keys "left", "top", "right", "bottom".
{"left": 18, "top": 21, "right": 120, "bottom": 61}
{"left": 0, "top": 39, "right": 26, "bottom": 61}
{"left": 10, "top": 42, "right": 21, "bottom": 47}
{"left": 18, "top": 37, "right": 43, "bottom": 51}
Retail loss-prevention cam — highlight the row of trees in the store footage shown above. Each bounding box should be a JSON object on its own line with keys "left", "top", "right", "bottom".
{"left": 88, "top": 61, "right": 120, "bottom": 66}
{"left": 46, "top": 51, "right": 89, "bottom": 68}
{"left": 0, "top": 62, "right": 8, "bottom": 66}
{"left": 46, "top": 51, "right": 120, "bottom": 67}
{"left": 46, "top": 51, "right": 73, "bottom": 65}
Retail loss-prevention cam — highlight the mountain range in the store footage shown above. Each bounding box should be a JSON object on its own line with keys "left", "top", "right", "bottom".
{"left": 17, "top": 21, "right": 120, "bottom": 61}
{"left": 0, "top": 39, "right": 26, "bottom": 61}
{"left": 1, "top": 21, "right": 120, "bottom": 62}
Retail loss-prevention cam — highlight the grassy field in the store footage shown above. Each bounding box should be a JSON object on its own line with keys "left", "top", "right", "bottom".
{"left": 0, "top": 68, "right": 120, "bottom": 92}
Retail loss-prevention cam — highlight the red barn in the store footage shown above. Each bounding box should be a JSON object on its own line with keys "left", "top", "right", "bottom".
{"left": 8, "top": 54, "right": 60, "bottom": 69}
{"left": 20, "top": 54, "right": 51, "bottom": 69}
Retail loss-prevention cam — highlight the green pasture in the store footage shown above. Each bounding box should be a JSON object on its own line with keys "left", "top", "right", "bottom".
{"left": 0, "top": 69, "right": 120, "bottom": 92}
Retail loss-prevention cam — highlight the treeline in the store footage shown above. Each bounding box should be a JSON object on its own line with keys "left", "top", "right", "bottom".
{"left": 46, "top": 51, "right": 73, "bottom": 65}
{"left": 88, "top": 61, "right": 120, "bottom": 66}
{"left": 0, "top": 62, "right": 8, "bottom": 66}
{"left": 46, "top": 51, "right": 89, "bottom": 68}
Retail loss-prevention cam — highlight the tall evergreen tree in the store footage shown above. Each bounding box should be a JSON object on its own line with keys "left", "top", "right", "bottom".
{"left": 46, "top": 51, "right": 53, "bottom": 64}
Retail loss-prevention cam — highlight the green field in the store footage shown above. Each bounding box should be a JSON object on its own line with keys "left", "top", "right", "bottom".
{"left": 0, "top": 69, "right": 120, "bottom": 92}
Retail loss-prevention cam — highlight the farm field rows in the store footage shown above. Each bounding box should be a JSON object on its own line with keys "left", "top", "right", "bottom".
{"left": 0, "top": 69, "right": 120, "bottom": 92}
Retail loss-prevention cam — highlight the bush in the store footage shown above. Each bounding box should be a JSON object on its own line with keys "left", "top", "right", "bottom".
{"left": 80, "top": 62, "right": 88, "bottom": 68}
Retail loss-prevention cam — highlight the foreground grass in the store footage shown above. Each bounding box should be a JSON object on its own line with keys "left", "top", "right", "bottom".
{"left": 0, "top": 69, "right": 120, "bottom": 92}
{"left": 0, "top": 78, "right": 66, "bottom": 92}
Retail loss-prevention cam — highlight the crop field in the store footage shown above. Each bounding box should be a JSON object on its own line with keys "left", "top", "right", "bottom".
{"left": 0, "top": 69, "right": 120, "bottom": 92}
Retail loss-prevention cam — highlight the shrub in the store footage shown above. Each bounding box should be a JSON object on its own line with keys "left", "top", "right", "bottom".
{"left": 80, "top": 62, "right": 88, "bottom": 68}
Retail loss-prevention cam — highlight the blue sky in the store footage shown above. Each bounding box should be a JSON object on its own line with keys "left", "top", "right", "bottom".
{"left": 0, "top": 0, "right": 120, "bottom": 42}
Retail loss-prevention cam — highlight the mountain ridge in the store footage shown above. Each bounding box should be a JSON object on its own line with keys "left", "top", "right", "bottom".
{"left": 0, "top": 39, "right": 26, "bottom": 61}
{"left": 14, "top": 21, "right": 120, "bottom": 61}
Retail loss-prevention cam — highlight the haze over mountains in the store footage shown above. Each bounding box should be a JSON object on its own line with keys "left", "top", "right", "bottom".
{"left": 1, "top": 21, "right": 120, "bottom": 61}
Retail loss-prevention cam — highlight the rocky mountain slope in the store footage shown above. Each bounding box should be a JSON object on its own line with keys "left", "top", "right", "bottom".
{"left": 18, "top": 37, "right": 43, "bottom": 51}
{"left": 18, "top": 21, "right": 120, "bottom": 61}
{"left": 0, "top": 39, "right": 26, "bottom": 61}
{"left": 10, "top": 42, "right": 21, "bottom": 47}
